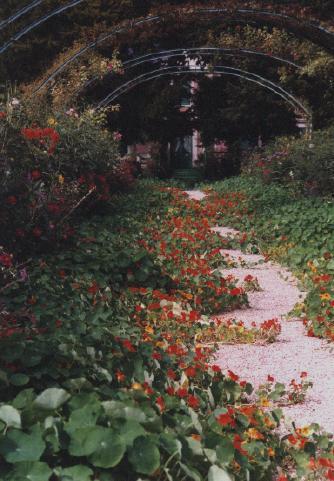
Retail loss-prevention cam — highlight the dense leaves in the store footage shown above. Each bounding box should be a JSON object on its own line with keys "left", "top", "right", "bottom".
{"left": 206, "top": 176, "right": 334, "bottom": 341}
{"left": 1, "top": 181, "right": 333, "bottom": 480}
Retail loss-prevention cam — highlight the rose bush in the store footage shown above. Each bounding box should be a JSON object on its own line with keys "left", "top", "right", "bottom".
{"left": 0, "top": 95, "right": 137, "bottom": 296}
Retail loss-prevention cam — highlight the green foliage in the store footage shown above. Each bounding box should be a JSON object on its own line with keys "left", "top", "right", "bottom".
{"left": 1, "top": 181, "right": 332, "bottom": 480}
{"left": 0, "top": 95, "right": 125, "bottom": 258}
{"left": 243, "top": 125, "right": 334, "bottom": 195}
{"left": 208, "top": 175, "right": 334, "bottom": 340}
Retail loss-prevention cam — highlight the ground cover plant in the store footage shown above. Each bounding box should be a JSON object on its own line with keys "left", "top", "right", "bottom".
{"left": 1, "top": 181, "right": 334, "bottom": 481}
{"left": 202, "top": 176, "right": 334, "bottom": 342}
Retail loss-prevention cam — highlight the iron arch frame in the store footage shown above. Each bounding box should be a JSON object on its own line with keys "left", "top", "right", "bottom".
{"left": 80, "top": 46, "right": 301, "bottom": 96}
{"left": 0, "top": 0, "right": 84, "bottom": 54}
{"left": 94, "top": 64, "right": 313, "bottom": 138}
{"left": 2, "top": 4, "right": 334, "bottom": 56}
{"left": 0, "top": 0, "right": 44, "bottom": 32}
{"left": 3, "top": 5, "right": 334, "bottom": 92}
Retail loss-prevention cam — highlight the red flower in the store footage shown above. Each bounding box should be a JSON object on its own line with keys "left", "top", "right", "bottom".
{"left": 122, "top": 339, "right": 136, "bottom": 352}
{"left": 156, "top": 396, "right": 165, "bottom": 412}
{"left": 217, "top": 413, "right": 235, "bottom": 427}
{"left": 230, "top": 287, "right": 242, "bottom": 296}
{"left": 32, "top": 227, "right": 42, "bottom": 237}
{"left": 0, "top": 111, "right": 7, "bottom": 119}
{"left": 87, "top": 282, "right": 99, "bottom": 295}
{"left": 185, "top": 366, "right": 197, "bottom": 377}
{"left": 187, "top": 394, "right": 200, "bottom": 409}
{"left": 166, "top": 386, "right": 175, "bottom": 396}
{"left": 176, "top": 388, "right": 188, "bottom": 398}
{"left": 167, "top": 368, "right": 177, "bottom": 380}
{"left": 228, "top": 370, "right": 239, "bottom": 382}
{"left": 21, "top": 127, "right": 60, "bottom": 155}
{"left": 0, "top": 253, "right": 12, "bottom": 267}
{"left": 212, "top": 364, "right": 221, "bottom": 372}
{"left": 115, "top": 370, "right": 125, "bottom": 382}
{"left": 233, "top": 434, "right": 248, "bottom": 456}
{"left": 31, "top": 170, "right": 41, "bottom": 180}
{"left": 6, "top": 195, "right": 17, "bottom": 205}
{"left": 327, "top": 471, "right": 334, "bottom": 481}
{"left": 300, "top": 371, "right": 308, "bottom": 378}
{"left": 267, "top": 375, "right": 275, "bottom": 383}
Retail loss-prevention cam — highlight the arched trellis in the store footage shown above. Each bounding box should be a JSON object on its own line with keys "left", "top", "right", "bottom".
{"left": 0, "top": 0, "right": 43, "bottom": 31}
{"left": 5, "top": 6, "right": 334, "bottom": 93}
{"left": 80, "top": 46, "right": 301, "bottom": 96}
{"left": 0, "top": 0, "right": 84, "bottom": 54}
{"left": 83, "top": 47, "right": 302, "bottom": 93}
{"left": 94, "top": 64, "right": 313, "bottom": 136}
{"left": 1, "top": 3, "right": 334, "bottom": 56}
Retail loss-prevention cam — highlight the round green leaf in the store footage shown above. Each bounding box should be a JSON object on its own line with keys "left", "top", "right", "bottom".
{"left": 216, "top": 438, "right": 235, "bottom": 466}
{"left": 0, "top": 405, "right": 21, "bottom": 429}
{"left": 208, "top": 466, "right": 234, "bottom": 481}
{"left": 59, "top": 465, "right": 93, "bottom": 481}
{"left": 10, "top": 374, "right": 30, "bottom": 386}
{"left": 128, "top": 436, "right": 160, "bottom": 475}
{"left": 69, "top": 426, "right": 106, "bottom": 457}
{"left": 0, "top": 427, "right": 45, "bottom": 463}
{"left": 34, "top": 388, "right": 70, "bottom": 410}
{"left": 88, "top": 431, "right": 126, "bottom": 468}
{"left": 5, "top": 462, "right": 52, "bottom": 481}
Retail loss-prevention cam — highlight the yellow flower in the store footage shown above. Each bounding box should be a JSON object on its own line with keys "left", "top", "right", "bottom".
{"left": 320, "top": 293, "right": 331, "bottom": 301}
{"left": 268, "top": 447, "right": 275, "bottom": 457}
{"left": 145, "top": 325, "right": 154, "bottom": 334}
{"left": 155, "top": 341, "right": 166, "bottom": 349}
{"left": 264, "top": 416, "right": 276, "bottom": 428}
{"left": 299, "top": 426, "right": 311, "bottom": 437}
{"left": 58, "top": 174, "right": 65, "bottom": 185}
{"left": 131, "top": 382, "right": 143, "bottom": 391}
{"left": 247, "top": 428, "right": 264, "bottom": 440}
{"left": 47, "top": 117, "right": 57, "bottom": 126}
{"left": 260, "top": 397, "right": 271, "bottom": 407}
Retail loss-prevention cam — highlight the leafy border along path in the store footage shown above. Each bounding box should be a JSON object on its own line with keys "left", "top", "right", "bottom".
{"left": 186, "top": 190, "right": 334, "bottom": 433}
{"left": 1, "top": 183, "right": 334, "bottom": 481}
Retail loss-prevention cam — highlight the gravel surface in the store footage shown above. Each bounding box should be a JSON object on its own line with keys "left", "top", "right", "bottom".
{"left": 186, "top": 190, "right": 334, "bottom": 433}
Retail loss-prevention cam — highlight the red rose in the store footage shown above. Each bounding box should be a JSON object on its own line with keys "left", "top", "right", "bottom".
{"left": 31, "top": 170, "right": 41, "bottom": 180}
{"left": 0, "top": 253, "right": 12, "bottom": 267}
{"left": 6, "top": 195, "right": 17, "bottom": 205}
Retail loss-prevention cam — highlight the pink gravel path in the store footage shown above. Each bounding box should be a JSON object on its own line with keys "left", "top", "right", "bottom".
{"left": 186, "top": 190, "right": 334, "bottom": 433}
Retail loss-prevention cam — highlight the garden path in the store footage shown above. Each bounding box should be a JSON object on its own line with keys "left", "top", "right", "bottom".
{"left": 185, "top": 190, "right": 334, "bottom": 434}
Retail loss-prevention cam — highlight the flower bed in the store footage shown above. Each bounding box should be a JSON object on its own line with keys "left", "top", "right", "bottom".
{"left": 204, "top": 176, "right": 334, "bottom": 342}
{"left": 1, "top": 181, "right": 333, "bottom": 481}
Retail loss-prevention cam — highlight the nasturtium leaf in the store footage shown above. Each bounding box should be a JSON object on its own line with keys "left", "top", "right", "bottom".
{"left": 159, "top": 432, "right": 182, "bottom": 456}
{"left": 13, "top": 388, "right": 35, "bottom": 409}
{"left": 128, "top": 436, "right": 160, "bottom": 475}
{"left": 5, "top": 461, "right": 52, "bottom": 481}
{"left": 10, "top": 373, "right": 30, "bottom": 386}
{"left": 88, "top": 431, "right": 126, "bottom": 468}
{"left": 179, "top": 462, "right": 202, "bottom": 481}
{"left": 65, "top": 402, "right": 101, "bottom": 434}
{"left": 216, "top": 438, "right": 235, "bottom": 466}
{"left": 0, "top": 405, "right": 21, "bottom": 428}
{"left": 0, "top": 427, "right": 45, "bottom": 462}
{"left": 208, "top": 465, "right": 234, "bottom": 481}
{"left": 114, "top": 419, "right": 146, "bottom": 447}
{"left": 34, "top": 388, "right": 70, "bottom": 410}
{"left": 69, "top": 426, "right": 107, "bottom": 457}
{"left": 58, "top": 465, "right": 94, "bottom": 481}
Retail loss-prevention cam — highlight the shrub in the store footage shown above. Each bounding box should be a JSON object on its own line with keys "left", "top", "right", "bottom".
{"left": 242, "top": 125, "right": 334, "bottom": 196}
{"left": 0, "top": 96, "right": 131, "bottom": 260}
